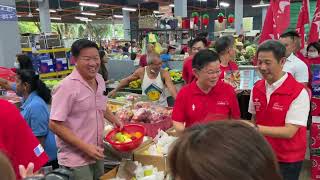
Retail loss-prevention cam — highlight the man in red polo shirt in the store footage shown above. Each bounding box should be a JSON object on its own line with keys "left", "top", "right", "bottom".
{"left": 248, "top": 40, "right": 310, "bottom": 180}
{"left": 182, "top": 37, "right": 207, "bottom": 84}
{"left": 0, "top": 99, "right": 48, "bottom": 179}
{"left": 173, "top": 50, "right": 240, "bottom": 132}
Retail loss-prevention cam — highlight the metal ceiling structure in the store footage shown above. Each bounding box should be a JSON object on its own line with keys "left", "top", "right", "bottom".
{"left": 15, "top": 0, "right": 303, "bottom": 23}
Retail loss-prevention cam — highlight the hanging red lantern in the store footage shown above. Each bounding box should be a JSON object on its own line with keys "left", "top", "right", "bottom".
{"left": 202, "top": 14, "right": 210, "bottom": 27}
{"left": 192, "top": 12, "right": 200, "bottom": 25}
{"left": 182, "top": 18, "right": 190, "bottom": 29}
{"left": 228, "top": 14, "right": 235, "bottom": 24}
{"left": 217, "top": 13, "right": 225, "bottom": 23}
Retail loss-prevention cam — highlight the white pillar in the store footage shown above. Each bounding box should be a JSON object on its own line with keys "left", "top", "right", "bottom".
{"left": 262, "top": 7, "right": 267, "bottom": 29}
{"left": 0, "top": 0, "right": 21, "bottom": 67}
{"left": 235, "top": 0, "right": 243, "bottom": 34}
{"left": 174, "top": 0, "right": 187, "bottom": 17}
{"left": 38, "top": 0, "right": 51, "bottom": 33}
{"left": 122, "top": 9, "right": 131, "bottom": 41}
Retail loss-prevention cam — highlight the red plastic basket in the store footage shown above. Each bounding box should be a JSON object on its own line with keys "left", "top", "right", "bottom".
{"left": 105, "top": 124, "right": 145, "bottom": 152}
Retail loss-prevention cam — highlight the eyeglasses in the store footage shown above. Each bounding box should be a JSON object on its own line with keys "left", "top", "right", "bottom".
{"left": 79, "top": 56, "right": 100, "bottom": 62}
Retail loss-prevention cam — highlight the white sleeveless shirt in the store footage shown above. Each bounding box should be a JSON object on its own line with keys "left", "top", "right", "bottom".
{"left": 141, "top": 67, "right": 168, "bottom": 107}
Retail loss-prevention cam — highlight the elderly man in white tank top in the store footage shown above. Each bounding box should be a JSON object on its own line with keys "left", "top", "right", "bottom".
{"left": 108, "top": 52, "right": 177, "bottom": 107}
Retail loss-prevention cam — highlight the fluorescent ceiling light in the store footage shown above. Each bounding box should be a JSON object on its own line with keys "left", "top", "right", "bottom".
{"left": 169, "top": 4, "right": 174, "bottom": 7}
{"left": 50, "top": 17, "right": 61, "bottom": 20}
{"left": 79, "top": 2, "right": 99, "bottom": 8}
{"left": 252, "top": 1, "right": 270, "bottom": 8}
{"left": 75, "top": 16, "right": 88, "bottom": 20}
{"left": 198, "top": 0, "right": 207, "bottom": 2}
{"left": 36, "top": 8, "right": 56, "bottom": 13}
{"left": 17, "top": 15, "right": 22, "bottom": 17}
{"left": 80, "top": 18, "right": 92, "bottom": 22}
{"left": 220, "top": 2, "right": 230, "bottom": 7}
{"left": 122, "top": 7, "right": 137, "bottom": 12}
{"left": 153, "top": 10, "right": 160, "bottom": 14}
{"left": 113, "top": 15, "right": 123, "bottom": 18}
{"left": 81, "top": 12, "right": 96, "bottom": 16}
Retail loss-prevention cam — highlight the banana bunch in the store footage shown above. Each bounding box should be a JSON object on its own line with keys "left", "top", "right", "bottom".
{"left": 129, "top": 79, "right": 142, "bottom": 89}
{"left": 169, "top": 70, "right": 182, "bottom": 82}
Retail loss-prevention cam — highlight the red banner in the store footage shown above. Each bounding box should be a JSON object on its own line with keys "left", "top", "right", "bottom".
{"left": 296, "top": 0, "right": 310, "bottom": 49}
{"left": 259, "top": 0, "right": 291, "bottom": 44}
{"left": 309, "top": 0, "right": 320, "bottom": 44}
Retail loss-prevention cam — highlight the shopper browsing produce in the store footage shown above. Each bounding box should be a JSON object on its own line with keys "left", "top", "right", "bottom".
{"left": 108, "top": 52, "right": 177, "bottom": 107}
{"left": 16, "top": 69, "right": 58, "bottom": 169}
{"left": 248, "top": 40, "right": 310, "bottom": 180}
{"left": 172, "top": 50, "right": 240, "bottom": 133}
{"left": 0, "top": 54, "right": 34, "bottom": 92}
{"left": 215, "top": 35, "right": 239, "bottom": 81}
{"left": 98, "top": 50, "right": 109, "bottom": 82}
{"left": 182, "top": 37, "right": 207, "bottom": 84}
{"left": 279, "top": 31, "right": 309, "bottom": 86}
{"left": 0, "top": 99, "right": 49, "bottom": 179}
{"left": 160, "top": 45, "right": 176, "bottom": 69}
{"left": 169, "top": 121, "right": 282, "bottom": 180}
{"left": 49, "top": 39, "right": 123, "bottom": 180}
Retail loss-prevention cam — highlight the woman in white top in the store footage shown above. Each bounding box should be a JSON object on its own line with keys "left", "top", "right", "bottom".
{"left": 108, "top": 52, "right": 177, "bottom": 106}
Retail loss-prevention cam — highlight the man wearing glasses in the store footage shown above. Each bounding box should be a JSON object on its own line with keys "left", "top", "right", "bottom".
{"left": 49, "top": 39, "right": 123, "bottom": 180}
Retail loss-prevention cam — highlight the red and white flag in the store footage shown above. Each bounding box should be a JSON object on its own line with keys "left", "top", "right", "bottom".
{"left": 296, "top": 0, "right": 310, "bottom": 49}
{"left": 259, "top": 0, "right": 291, "bottom": 44}
{"left": 309, "top": 0, "right": 320, "bottom": 44}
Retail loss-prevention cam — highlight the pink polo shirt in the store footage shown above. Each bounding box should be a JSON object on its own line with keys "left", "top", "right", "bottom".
{"left": 50, "top": 68, "right": 107, "bottom": 167}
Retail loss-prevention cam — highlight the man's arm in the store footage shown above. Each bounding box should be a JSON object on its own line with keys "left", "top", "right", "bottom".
{"left": 49, "top": 120, "right": 104, "bottom": 160}
{"left": 257, "top": 124, "right": 300, "bottom": 139}
{"left": 172, "top": 121, "right": 185, "bottom": 134}
{"left": 108, "top": 68, "right": 142, "bottom": 97}
{"left": 0, "top": 78, "right": 13, "bottom": 91}
{"left": 162, "top": 70, "right": 177, "bottom": 99}
{"left": 104, "top": 108, "right": 123, "bottom": 129}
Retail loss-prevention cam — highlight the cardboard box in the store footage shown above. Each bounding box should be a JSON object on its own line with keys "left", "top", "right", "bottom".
{"left": 100, "top": 167, "right": 118, "bottom": 180}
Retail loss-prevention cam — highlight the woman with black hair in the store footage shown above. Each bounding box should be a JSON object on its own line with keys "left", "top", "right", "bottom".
{"left": 16, "top": 69, "right": 58, "bottom": 169}
{"left": 15, "top": 54, "right": 34, "bottom": 71}
{"left": 98, "top": 50, "right": 109, "bottom": 82}
{"left": 0, "top": 54, "right": 35, "bottom": 91}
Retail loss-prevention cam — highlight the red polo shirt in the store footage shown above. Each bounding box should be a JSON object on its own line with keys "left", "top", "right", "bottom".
{"left": 182, "top": 55, "right": 195, "bottom": 84}
{"left": 219, "top": 61, "right": 239, "bottom": 80}
{"left": 172, "top": 80, "right": 240, "bottom": 128}
{"left": 0, "top": 99, "right": 48, "bottom": 179}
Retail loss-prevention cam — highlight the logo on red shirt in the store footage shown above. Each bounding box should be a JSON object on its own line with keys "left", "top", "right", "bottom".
{"left": 272, "top": 102, "right": 284, "bottom": 111}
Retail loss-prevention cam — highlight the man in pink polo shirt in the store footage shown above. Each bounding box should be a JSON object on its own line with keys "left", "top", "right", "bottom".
{"left": 49, "top": 39, "right": 123, "bottom": 180}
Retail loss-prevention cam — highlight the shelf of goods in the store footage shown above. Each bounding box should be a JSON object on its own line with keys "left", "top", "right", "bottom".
{"left": 22, "top": 48, "right": 74, "bottom": 79}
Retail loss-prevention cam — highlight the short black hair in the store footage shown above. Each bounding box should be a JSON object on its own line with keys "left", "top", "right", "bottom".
{"left": 307, "top": 42, "right": 320, "bottom": 54}
{"left": 280, "top": 31, "right": 300, "bottom": 39}
{"left": 192, "top": 49, "right": 220, "bottom": 70}
{"left": 16, "top": 54, "right": 34, "bottom": 70}
{"left": 257, "top": 40, "right": 286, "bottom": 62}
{"left": 189, "top": 37, "right": 207, "bottom": 48}
{"left": 71, "top": 39, "right": 99, "bottom": 57}
{"left": 215, "top": 36, "right": 234, "bottom": 54}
